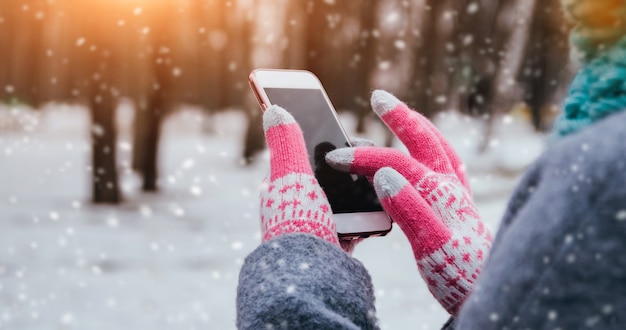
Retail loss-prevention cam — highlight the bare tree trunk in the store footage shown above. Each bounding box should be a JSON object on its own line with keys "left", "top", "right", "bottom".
{"left": 90, "top": 94, "right": 122, "bottom": 203}
{"left": 132, "top": 2, "right": 174, "bottom": 191}
{"left": 282, "top": 0, "right": 308, "bottom": 70}
{"left": 196, "top": 0, "right": 228, "bottom": 111}
{"left": 456, "top": 0, "right": 504, "bottom": 115}
{"left": 354, "top": 0, "right": 381, "bottom": 135}
{"left": 131, "top": 96, "right": 147, "bottom": 173}
{"left": 367, "top": 0, "right": 422, "bottom": 144}
{"left": 305, "top": 0, "right": 372, "bottom": 114}
{"left": 131, "top": 93, "right": 165, "bottom": 192}
{"left": 480, "top": 0, "right": 537, "bottom": 152}
{"left": 6, "top": 1, "right": 43, "bottom": 105}
{"left": 409, "top": 0, "right": 445, "bottom": 117}
{"left": 520, "top": 0, "right": 572, "bottom": 131}
{"left": 424, "top": 0, "right": 459, "bottom": 115}
{"left": 243, "top": 93, "right": 265, "bottom": 164}
{"left": 66, "top": 0, "right": 124, "bottom": 203}
{"left": 39, "top": 0, "right": 73, "bottom": 102}
{"left": 139, "top": 92, "right": 164, "bottom": 191}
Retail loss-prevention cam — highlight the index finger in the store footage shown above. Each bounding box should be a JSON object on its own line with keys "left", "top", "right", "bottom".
{"left": 263, "top": 105, "right": 313, "bottom": 180}
{"left": 371, "top": 90, "right": 469, "bottom": 188}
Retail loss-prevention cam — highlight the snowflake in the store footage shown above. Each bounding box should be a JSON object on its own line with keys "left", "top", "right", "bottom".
{"left": 467, "top": 2, "right": 479, "bottom": 14}
{"left": 190, "top": 186, "right": 202, "bottom": 196}
{"left": 230, "top": 241, "right": 243, "bottom": 250}
{"left": 61, "top": 312, "right": 74, "bottom": 324}
{"left": 548, "top": 310, "right": 558, "bottom": 320}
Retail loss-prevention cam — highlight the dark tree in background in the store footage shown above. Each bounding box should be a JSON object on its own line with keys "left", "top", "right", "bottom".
{"left": 306, "top": 0, "right": 377, "bottom": 120}
{"left": 456, "top": 0, "right": 507, "bottom": 116}
{"left": 131, "top": 1, "right": 176, "bottom": 192}
{"left": 455, "top": 0, "right": 536, "bottom": 151}
{"left": 71, "top": 1, "right": 123, "bottom": 203}
{"left": 519, "top": 1, "right": 572, "bottom": 131}
{"left": 411, "top": 0, "right": 458, "bottom": 117}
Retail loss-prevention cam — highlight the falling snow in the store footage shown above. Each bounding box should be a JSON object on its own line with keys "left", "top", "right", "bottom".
{"left": 547, "top": 310, "right": 558, "bottom": 321}
{"left": 467, "top": 2, "right": 479, "bottom": 14}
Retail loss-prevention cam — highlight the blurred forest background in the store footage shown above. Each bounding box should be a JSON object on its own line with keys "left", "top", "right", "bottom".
{"left": 0, "top": 0, "right": 573, "bottom": 204}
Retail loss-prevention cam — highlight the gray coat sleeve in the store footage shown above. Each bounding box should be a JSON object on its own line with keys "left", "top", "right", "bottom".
{"left": 236, "top": 233, "right": 380, "bottom": 330}
{"left": 456, "top": 111, "right": 626, "bottom": 329}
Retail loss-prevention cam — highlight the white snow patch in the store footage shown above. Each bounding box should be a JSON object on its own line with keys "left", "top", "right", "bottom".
{"left": 0, "top": 105, "right": 543, "bottom": 329}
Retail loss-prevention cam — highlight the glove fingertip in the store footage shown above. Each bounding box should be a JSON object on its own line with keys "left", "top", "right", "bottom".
{"left": 325, "top": 148, "right": 355, "bottom": 172}
{"left": 263, "top": 105, "right": 296, "bottom": 132}
{"left": 349, "top": 137, "right": 376, "bottom": 147}
{"left": 373, "top": 167, "right": 410, "bottom": 199}
{"left": 371, "top": 90, "right": 402, "bottom": 117}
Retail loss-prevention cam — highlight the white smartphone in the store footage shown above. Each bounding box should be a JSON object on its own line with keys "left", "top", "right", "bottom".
{"left": 249, "top": 69, "right": 392, "bottom": 239}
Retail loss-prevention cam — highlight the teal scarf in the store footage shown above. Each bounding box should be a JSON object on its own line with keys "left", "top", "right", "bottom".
{"left": 552, "top": 34, "right": 626, "bottom": 139}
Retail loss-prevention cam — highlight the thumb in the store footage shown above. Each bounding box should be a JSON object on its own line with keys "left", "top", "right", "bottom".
{"left": 374, "top": 167, "right": 452, "bottom": 258}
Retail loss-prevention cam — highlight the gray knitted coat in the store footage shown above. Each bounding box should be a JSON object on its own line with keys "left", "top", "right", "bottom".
{"left": 237, "top": 110, "right": 626, "bottom": 329}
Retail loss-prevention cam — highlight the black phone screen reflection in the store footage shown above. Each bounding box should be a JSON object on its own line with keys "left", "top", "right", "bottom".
{"left": 264, "top": 88, "right": 382, "bottom": 214}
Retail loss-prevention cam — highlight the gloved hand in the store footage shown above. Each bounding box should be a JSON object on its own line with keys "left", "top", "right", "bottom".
{"left": 326, "top": 90, "right": 493, "bottom": 315}
{"left": 259, "top": 105, "right": 340, "bottom": 247}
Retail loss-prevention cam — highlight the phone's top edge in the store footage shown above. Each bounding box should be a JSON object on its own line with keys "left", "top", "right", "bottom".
{"left": 250, "top": 69, "right": 322, "bottom": 89}
{"left": 251, "top": 68, "right": 314, "bottom": 74}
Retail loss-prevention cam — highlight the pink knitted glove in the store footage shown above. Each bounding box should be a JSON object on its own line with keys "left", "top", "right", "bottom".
{"left": 326, "top": 90, "right": 492, "bottom": 315}
{"left": 260, "top": 105, "right": 340, "bottom": 247}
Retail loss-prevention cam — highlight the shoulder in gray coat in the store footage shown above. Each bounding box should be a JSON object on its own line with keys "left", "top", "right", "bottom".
{"left": 237, "top": 110, "right": 626, "bottom": 329}
{"left": 457, "top": 110, "right": 626, "bottom": 329}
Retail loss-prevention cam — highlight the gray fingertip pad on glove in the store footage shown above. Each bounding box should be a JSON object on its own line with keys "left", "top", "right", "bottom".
{"left": 373, "top": 167, "right": 409, "bottom": 199}
{"left": 371, "top": 89, "right": 402, "bottom": 117}
{"left": 263, "top": 105, "right": 296, "bottom": 131}
{"left": 349, "top": 137, "right": 376, "bottom": 147}
{"left": 324, "top": 148, "right": 355, "bottom": 172}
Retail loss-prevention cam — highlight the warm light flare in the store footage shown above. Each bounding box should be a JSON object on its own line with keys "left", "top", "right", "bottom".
{"left": 564, "top": 0, "right": 625, "bottom": 28}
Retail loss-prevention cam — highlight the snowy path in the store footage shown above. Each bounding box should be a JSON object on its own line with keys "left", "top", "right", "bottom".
{"left": 0, "top": 106, "right": 543, "bottom": 329}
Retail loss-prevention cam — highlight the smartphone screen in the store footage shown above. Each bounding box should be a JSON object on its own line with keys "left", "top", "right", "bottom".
{"left": 263, "top": 87, "right": 383, "bottom": 214}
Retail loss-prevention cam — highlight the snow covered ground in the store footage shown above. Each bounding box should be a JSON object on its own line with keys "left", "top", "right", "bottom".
{"left": 0, "top": 103, "right": 545, "bottom": 329}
